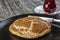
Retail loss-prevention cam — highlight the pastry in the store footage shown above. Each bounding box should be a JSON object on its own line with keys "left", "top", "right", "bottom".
{"left": 9, "top": 16, "right": 51, "bottom": 39}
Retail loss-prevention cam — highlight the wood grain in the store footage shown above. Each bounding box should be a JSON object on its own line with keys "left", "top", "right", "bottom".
{"left": 0, "top": 0, "right": 43, "bottom": 21}
{"left": 0, "top": 0, "right": 60, "bottom": 21}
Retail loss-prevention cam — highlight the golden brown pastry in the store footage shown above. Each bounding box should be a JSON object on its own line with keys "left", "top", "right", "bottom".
{"left": 9, "top": 16, "right": 51, "bottom": 39}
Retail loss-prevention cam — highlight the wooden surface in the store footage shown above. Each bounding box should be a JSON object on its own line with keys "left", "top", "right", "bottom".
{"left": 0, "top": 0, "right": 60, "bottom": 21}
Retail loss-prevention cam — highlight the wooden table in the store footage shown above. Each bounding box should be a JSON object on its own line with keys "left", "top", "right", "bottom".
{"left": 0, "top": 0, "right": 60, "bottom": 21}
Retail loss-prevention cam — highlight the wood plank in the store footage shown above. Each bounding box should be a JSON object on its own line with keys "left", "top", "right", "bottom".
{"left": 0, "top": 0, "right": 60, "bottom": 21}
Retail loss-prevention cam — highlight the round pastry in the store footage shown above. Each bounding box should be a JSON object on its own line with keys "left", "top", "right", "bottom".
{"left": 9, "top": 16, "right": 51, "bottom": 39}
